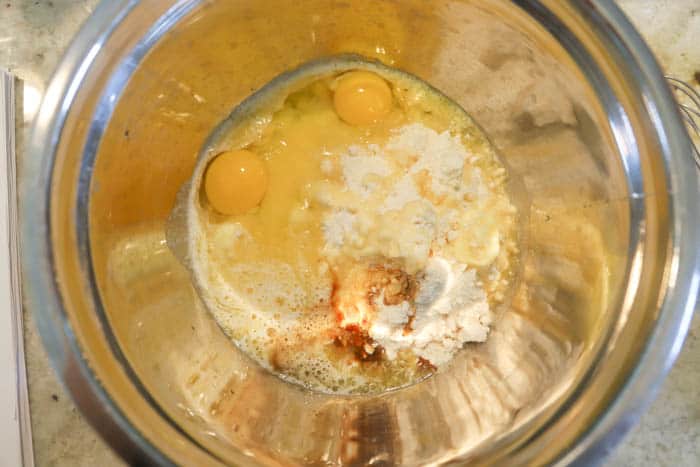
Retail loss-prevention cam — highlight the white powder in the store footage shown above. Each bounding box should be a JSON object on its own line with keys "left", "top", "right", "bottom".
{"left": 380, "top": 200, "right": 436, "bottom": 269}
{"left": 318, "top": 124, "right": 485, "bottom": 269}
{"left": 319, "top": 124, "right": 469, "bottom": 269}
{"left": 369, "top": 257, "right": 491, "bottom": 365}
{"left": 340, "top": 144, "right": 392, "bottom": 199}
{"left": 371, "top": 292, "right": 412, "bottom": 331}
{"left": 388, "top": 123, "right": 467, "bottom": 196}
{"left": 380, "top": 174, "right": 421, "bottom": 213}
{"left": 322, "top": 209, "right": 357, "bottom": 251}
{"left": 314, "top": 123, "right": 508, "bottom": 366}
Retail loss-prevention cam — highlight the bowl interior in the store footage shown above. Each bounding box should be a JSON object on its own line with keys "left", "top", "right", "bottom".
{"left": 42, "top": 0, "right": 667, "bottom": 465}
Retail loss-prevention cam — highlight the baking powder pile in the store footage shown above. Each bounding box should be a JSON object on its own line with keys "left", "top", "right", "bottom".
{"left": 315, "top": 123, "right": 515, "bottom": 365}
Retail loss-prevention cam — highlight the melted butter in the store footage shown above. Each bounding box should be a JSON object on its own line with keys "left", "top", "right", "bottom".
{"left": 184, "top": 58, "right": 519, "bottom": 394}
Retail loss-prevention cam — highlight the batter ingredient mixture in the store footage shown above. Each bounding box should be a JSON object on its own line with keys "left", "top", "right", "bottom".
{"left": 174, "top": 58, "right": 518, "bottom": 394}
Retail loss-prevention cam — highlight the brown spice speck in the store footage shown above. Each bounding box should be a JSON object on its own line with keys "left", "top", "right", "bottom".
{"left": 417, "top": 357, "right": 436, "bottom": 371}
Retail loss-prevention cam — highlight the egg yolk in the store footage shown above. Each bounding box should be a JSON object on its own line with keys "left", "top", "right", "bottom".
{"left": 204, "top": 149, "right": 268, "bottom": 215}
{"left": 333, "top": 71, "right": 393, "bottom": 125}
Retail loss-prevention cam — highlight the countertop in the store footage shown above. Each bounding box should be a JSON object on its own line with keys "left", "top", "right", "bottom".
{"left": 1, "top": 1, "right": 698, "bottom": 465}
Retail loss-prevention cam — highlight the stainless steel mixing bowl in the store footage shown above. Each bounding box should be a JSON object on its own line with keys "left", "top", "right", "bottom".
{"left": 22, "top": 0, "right": 699, "bottom": 465}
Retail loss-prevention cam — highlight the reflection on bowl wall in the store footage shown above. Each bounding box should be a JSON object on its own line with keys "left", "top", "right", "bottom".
{"left": 22, "top": 0, "right": 699, "bottom": 466}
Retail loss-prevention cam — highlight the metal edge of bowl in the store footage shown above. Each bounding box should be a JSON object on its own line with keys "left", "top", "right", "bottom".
{"left": 551, "top": 1, "right": 700, "bottom": 464}
{"left": 22, "top": 1, "right": 182, "bottom": 465}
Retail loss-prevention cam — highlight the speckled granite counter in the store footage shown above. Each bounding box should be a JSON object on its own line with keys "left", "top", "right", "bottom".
{"left": 1, "top": 1, "right": 697, "bottom": 465}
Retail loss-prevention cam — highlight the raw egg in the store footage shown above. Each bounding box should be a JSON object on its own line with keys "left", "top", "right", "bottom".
{"left": 204, "top": 149, "right": 268, "bottom": 215}
{"left": 333, "top": 71, "right": 392, "bottom": 125}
